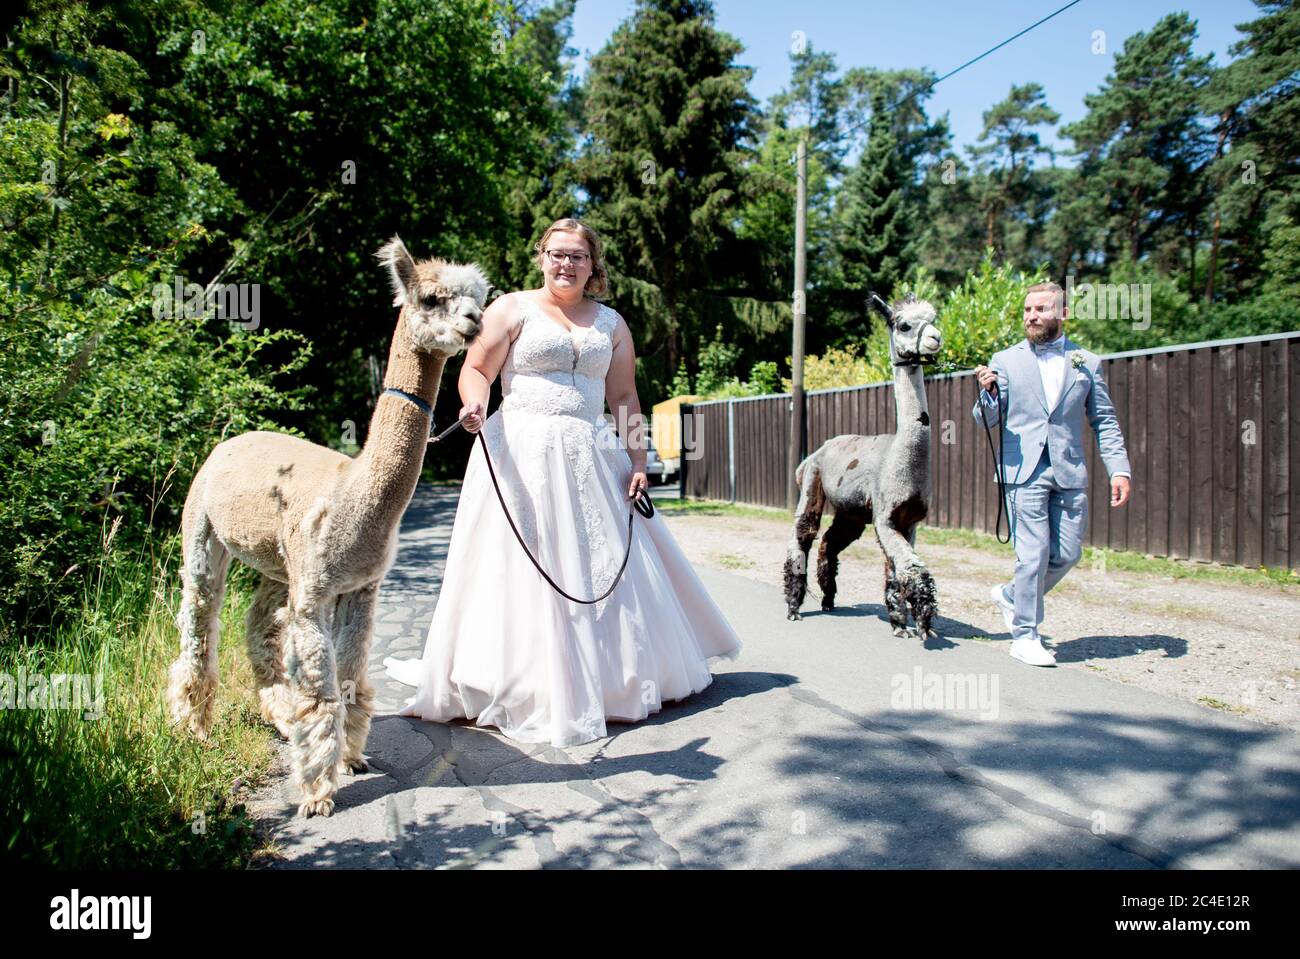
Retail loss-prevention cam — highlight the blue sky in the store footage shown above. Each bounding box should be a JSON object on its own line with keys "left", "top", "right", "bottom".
{"left": 566, "top": 0, "right": 1261, "bottom": 160}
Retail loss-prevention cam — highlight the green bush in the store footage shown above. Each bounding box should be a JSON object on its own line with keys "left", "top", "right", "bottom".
{"left": 780, "top": 343, "right": 879, "bottom": 393}
{"left": 746, "top": 360, "right": 781, "bottom": 394}
{"left": 695, "top": 323, "right": 745, "bottom": 395}
{"left": 0, "top": 290, "right": 312, "bottom": 635}
{"left": 818, "top": 250, "right": 1045, "bottom": 387}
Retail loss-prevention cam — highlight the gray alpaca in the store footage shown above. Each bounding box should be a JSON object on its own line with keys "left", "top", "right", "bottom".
{"left": 166, "top": 236, "right": 487, "bottom": 817}
{"left": 784, "top": 293, "right": 943, "bottom": 637}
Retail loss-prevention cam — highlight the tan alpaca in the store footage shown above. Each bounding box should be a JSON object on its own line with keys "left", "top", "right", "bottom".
{"left": 166, "top": 236, "right": 488, "bottom": 817}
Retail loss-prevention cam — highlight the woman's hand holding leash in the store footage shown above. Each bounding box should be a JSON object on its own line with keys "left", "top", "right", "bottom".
{"left": 627, "top": 470, "right": 654, "bottom": 517}
{"left": 626, "top": 471, "right": 648, "bottom": 501}
{"left": 459, "top": 401, "right": 485, "bottom": 433}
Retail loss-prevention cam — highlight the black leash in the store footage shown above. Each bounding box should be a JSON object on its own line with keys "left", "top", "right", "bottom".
{"left": 429, "top": 410, "right": 654, "bottom": 604}
{"left": 976, "top": 384, "right": 1012, "bottom": 545}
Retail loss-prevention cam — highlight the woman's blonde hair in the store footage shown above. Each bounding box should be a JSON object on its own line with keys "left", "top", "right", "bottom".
{"left": 534, "top": 217, "right": 610, "bottom": 298}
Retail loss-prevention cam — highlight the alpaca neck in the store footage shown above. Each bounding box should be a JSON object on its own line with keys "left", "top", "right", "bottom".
{"left": 893, "top": 361, "right": 930, "bottom": 445}
{"left": 379, "top": 312, "right": 444, "bottom": 409}
{"left": 350, "top": 311, "right": 448, "bottom": 523}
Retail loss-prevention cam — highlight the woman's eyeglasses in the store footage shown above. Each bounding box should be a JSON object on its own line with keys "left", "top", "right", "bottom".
{"left": 544, "top": 250, "right": 591, "bottom": 266}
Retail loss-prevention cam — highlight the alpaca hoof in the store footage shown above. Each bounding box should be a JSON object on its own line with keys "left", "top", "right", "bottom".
{"left": 787, "top": 610, "right": 801, "bottom": 621}
{"left": 174, "top": 714, "right": 212, "bottom": 741}
{"left": 892, "top": 626, "right": 908, "bottom": 638}
{"left": 261, "top": 714, "right": 291, "bottom": 740}
{"left": 338, "top": 757, "right": 369, "bottom": 776}
{"left": 821, "top": 598, "right": 834, "bottom": 611}
{"left": 298, "top": 797, "right": 335, "bottom": 818}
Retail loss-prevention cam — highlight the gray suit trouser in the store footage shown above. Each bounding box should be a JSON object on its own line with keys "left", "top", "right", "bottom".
{"left": 1004, "top": 447, "right": 1089, "bottom": 640}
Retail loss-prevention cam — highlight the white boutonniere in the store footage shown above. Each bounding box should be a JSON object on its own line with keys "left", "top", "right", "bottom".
{"left": 1069, "top": 351, "right": 1086, "bottom": 370}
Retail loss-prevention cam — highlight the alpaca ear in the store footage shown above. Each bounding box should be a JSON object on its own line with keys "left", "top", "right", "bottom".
{"left": 376, "top": 235, "right": 418, "bottom": 307}
{"left": 868, "top": 292, "right": 895, "bottom": 327}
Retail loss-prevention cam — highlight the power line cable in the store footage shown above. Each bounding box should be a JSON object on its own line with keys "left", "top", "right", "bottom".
{"left": 800, "top": 0, "right": 1085, "bottom": 159}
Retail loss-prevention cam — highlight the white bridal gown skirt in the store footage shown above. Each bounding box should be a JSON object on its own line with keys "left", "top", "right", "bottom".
{"left": 383, "top": 407, "right": 742, "bottom": 748}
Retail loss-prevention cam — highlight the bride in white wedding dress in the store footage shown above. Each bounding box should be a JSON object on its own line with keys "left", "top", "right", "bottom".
{"left": 383, "top": 218, "right": 742, "bottom": 747}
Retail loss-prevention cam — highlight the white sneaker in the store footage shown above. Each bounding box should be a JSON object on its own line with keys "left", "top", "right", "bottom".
{"left": 1009, "top": 635, "right": 1057, "bottom": 667}
{"left": 990, "top": 583, "right": 1015, "bottom": 634}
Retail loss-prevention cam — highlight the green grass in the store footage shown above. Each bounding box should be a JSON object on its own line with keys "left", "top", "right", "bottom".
{"left": 1197, "top": 696, "right": 1251, "bottom": 715}
{"left": 654, "top": 496, "right": 789, "bottom": 523}
{"left": 656, "top": 495, "right": 1300, "bottom": 589}
{"left": 0, "top": 522, "right": 277, "bottom": 868}
{"left": 924, "top": 523, "right": 1299, "bottom": 589}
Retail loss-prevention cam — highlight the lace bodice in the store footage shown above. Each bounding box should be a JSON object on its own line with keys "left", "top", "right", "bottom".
{"left": 482, "top": 294, "right": 626, "bottom": 615}
{"left": 499, "top": 295, "right": 618, "bottom": 420}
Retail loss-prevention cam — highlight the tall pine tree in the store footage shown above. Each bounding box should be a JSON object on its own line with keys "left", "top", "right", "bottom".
{"left": 1200, "top": 0, "right": 1300, "bottom": 301}
{"left": 576, "top": 0, "right": 760, "bottom": 390}
{"left": 835, "top": 91, "right": 915, "bottom": 302}
{"left": 968, "top": 83, "right": 1060, "bottom": 263}
{"left": 1062, "top": 13, "right": 1214, "bottom": 272}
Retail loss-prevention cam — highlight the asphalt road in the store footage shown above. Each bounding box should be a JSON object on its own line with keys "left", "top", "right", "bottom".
{"left": 247, "top": 483, "right": 1300, "bottom": 869}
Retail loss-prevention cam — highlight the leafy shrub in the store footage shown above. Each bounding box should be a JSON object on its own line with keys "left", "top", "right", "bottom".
{"left": 779, "top": 343, "right": 879, "bottom": 393}
{"left": 695, "top": 323, "right": 745, "bottom": 395}
{"left": 0, "top": 289, "right": 312, "bottom": 634}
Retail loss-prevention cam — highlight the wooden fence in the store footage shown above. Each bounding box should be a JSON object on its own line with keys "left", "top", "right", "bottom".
{"left": 679, "top": 331, "right": 1300, "bottom": 571}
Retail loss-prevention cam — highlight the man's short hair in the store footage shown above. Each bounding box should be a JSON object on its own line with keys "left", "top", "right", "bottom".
{"left": 1026, "top": 281, "right": 1067, "bottom": 311}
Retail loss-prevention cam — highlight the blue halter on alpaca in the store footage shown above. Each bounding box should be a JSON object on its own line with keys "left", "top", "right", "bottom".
{"left": 382, "top": 386, "right": 433, "bottom": 418}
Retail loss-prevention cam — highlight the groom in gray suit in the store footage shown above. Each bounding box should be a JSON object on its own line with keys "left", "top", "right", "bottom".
{"left": 972, "top": 282, "right": 1132, "bottom": 667}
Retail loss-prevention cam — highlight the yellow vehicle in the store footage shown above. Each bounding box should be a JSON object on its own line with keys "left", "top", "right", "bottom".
{"left": 650, "top": 394, "right": 702, "bottom": 483}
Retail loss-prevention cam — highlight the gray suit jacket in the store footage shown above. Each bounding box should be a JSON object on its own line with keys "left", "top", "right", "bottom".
{"left": 970, "top": 338, "right": 1130, "bottom": 488}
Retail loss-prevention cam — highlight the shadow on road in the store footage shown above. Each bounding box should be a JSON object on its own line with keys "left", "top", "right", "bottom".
{"left": 1051, "top": 633, "right": 1190, "bottom": 663}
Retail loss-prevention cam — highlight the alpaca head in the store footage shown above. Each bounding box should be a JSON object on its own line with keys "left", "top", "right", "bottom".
{"left": 376, "top": 235, "right": 489, "bottom": 356}
{"left": 869, "top": 292, "right": 943, "bottom": 368}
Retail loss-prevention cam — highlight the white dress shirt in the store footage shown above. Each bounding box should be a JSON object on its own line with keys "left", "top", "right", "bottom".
{"left": 1036, "top": 332, "right": 1068, "bottom": 410}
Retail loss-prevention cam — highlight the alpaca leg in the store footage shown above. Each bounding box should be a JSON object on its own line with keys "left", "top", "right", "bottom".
{"left": 817, "top": 510, "right": 868, "bottom": 611}
{"left": 167, "top": 506, "right": 231, "bottom": 739}
{"left": 333, "top": 583, "right": 378, "bottom": 775}
{"left": 875, "top": 521, "right": 915, "bottom": 636}
{"left": 784, "top": 458, "right": 826, "bottom": 620}
{"left": 900, "top": 525, "right": 939, "bottom": 638}
{"left": 244, "top": 577, "right": 294, "bottom": 739}
{"left": 879, "top": 545, "right": 910, "bottom": 636}
{"left": 285, "top": 599, "right": 345, "bottom": 818}
{"left": 877, "top": 520, "right": 938, "bottom": 638}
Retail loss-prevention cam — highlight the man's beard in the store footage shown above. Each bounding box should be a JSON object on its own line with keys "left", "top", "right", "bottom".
{"left": 1026, "top": 318, "right": 1062, "bottom": 344}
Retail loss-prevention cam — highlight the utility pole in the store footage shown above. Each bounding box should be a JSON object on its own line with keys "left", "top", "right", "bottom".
{"left": 787, "top": 137, "right": 808, "bottom": 512}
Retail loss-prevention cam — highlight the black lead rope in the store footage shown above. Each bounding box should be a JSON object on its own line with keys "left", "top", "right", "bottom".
{"left": 429, "top": 410, "right": 654, "bottom": 604}
{"left": 978, "top": 387, "right": 1013, "bottom": 545}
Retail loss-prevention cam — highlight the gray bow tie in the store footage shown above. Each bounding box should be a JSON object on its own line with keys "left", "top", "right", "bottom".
{"left": 1032, "top": 339, "right": 1065, "bottom": 355}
